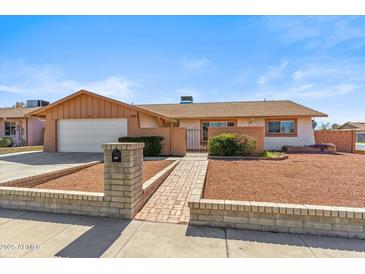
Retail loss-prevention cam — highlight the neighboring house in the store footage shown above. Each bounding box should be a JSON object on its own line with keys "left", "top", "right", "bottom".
{"left": 338, "top": 122, "right": 365, "bottom": 147}
{"left": 0, "top": 101, "right": 48, "bottom": 146}
{"left": 29, "top": 89, "right": 327, "bottom": 153}
{"left": 338, "top": 122, "right": 365, "bottom": 131}
{"left": 139, "top": 97, "right": 327, "bottom": 150}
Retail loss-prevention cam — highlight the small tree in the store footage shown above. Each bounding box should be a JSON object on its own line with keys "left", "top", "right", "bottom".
{"left": 331, "top": 123, "right": 340, "bottom": 130}
{"left": 312, "top": 119, "right": 317, "bottom": 129}
{"left": 319, "top": 122, "right": 331, "bottom": 131}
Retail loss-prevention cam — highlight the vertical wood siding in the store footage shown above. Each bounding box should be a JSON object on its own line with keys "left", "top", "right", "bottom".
{"left": 43, "top": 93, "right": 140, "bottom": 152}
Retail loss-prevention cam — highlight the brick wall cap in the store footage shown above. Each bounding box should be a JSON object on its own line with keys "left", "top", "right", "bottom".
{"left": 103, "top": 143, "right": 145, "bottom": 150}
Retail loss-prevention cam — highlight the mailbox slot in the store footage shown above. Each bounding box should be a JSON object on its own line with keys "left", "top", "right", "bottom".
{"left": 112, "top": 149, "right": 122, "bottom": 162}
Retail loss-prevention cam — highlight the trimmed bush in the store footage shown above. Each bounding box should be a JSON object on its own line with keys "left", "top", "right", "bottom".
{"left": 235, "top": 134, "right": 257, "bottom": 156}
{"left": 208, "top": 133, "right": 256, "bottom": 156}
{"left": 118, "top": 136, "right": 164, "bottom": 157}
{"left": 0, "top": 137, "right": 13, "bottom": 147}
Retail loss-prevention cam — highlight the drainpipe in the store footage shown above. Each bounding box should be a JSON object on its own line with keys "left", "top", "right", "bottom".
{"left": 170, "top": 121, "right": 173, "bottom": 156}
{"left": 25, "top": 115, "right": 29, "bottom": 146}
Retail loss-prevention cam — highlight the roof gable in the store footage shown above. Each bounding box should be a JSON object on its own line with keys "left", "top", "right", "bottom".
{"left": 29, "top": 90, "right": 175, "bottom": 122}
{"left": 339, "top": 122, "right": 365, "bottom": 130}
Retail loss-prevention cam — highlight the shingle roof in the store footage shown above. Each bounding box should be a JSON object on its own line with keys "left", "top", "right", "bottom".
{"left": 137, "top": 100, "right": 327, "bottom": 119}
{"left": 0, "top": 107, "right": 43, "bottom": 118}
{"left": 339, "top": 122, "right": 365, "bottom": 130}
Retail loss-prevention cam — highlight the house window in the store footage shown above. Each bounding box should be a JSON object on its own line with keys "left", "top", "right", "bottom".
{"left": 266, "top": 120, "right": 296, "bottom": 136}
{"left": 202, "top": 121, "right": 235, "bottom": 141}
{"left": 5, "top": 122, "right": 16, "bottom": 136}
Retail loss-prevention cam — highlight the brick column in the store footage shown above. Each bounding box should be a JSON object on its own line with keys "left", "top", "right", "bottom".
{"left": 103, "top": 143, "right": 144, "bottom": 219}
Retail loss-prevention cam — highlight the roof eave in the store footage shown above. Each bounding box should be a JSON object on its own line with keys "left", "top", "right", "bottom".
{"left": 29, "top": 89, "right": 177, "bottom": 122}
{"left": 165, "top": 114, "right": 328, "bottom": 119}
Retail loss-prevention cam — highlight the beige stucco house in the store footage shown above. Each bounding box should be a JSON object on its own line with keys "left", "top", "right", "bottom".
{"left": 29, "top": 90, "right": 327, "bottom": 154}
{"left": 0, "top": 104, "right": 46, "bottom": 146}
{"left": 139, "top": 97, "right": 327, "bottom": 150}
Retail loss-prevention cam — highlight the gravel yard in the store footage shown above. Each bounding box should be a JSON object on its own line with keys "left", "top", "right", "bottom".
{"left": 204, "top": 153, "right": 365, "bottom": 208}
{"left": 33, "top": 160, "right": 174, "bottom": 192}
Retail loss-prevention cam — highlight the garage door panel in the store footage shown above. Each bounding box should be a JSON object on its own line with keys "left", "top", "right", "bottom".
{"left": 58, "top": 119, "right": 127, "bottom": 152}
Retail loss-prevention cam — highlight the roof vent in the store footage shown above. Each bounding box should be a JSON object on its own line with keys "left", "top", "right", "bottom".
{"left": 26, "top": 100, "right": 50, "bottom": 108}
{"left": 180, "top": 96, "right": 193, "bottom": 104}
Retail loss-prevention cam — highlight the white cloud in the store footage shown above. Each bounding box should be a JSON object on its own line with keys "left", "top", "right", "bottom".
{"left": 182, "top": 57, "right": 211, "bottom": 70}
{"left": 256, "top": 60, "right": 288, "bottom": 86}
{"left": 265, "top": 16, "right": 365, "bottom": 50}
{"left": 267, "top": 83, "right": 359, "bottom": 100}
{"left": 325, "top": 17, "right": 365, "bottom": 48}
{"left": 0, "top": 84, "right": 24, "bottom": 93}
{"left": 0, "top": 61, "right": 140, "bottom": 101}
{"left": 253, "top": 58, "right": 365, "bottom": 100}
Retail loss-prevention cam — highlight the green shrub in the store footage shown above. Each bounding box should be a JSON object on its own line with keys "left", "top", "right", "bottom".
{"left": 0, "top": 137, "right": 13, "bottom": 147}
{"left": 208, "top": 133, "right": 257, "bottom": 156}
{"left": 262, "top": 151, "right": 284, "bottom": 158}
{"left": 235, "top": 134, "right": 257, "bottom": 156}
{"left": 118, "top": 136, "right": 164, "bottom": 157}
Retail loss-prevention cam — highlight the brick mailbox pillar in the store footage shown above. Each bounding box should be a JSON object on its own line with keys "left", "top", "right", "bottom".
{"left": 103, "top": 143, "right": 144, "bottom": 219}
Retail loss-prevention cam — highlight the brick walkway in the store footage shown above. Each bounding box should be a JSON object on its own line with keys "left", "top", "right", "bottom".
{"left": 134, "top": 153, "right": 208, "bottom": 224}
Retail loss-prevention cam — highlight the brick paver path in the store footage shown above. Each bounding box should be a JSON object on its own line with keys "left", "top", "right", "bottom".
{"left": 135, "top": 153, "right": 208, "bottom": 224}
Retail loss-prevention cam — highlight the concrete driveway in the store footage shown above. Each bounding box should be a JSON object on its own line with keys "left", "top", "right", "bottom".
{"left": 0, "top": 152, "right": 103, "bottom": 184}
{"left": 0, "top": 208, "right": 364, "bottom": 258}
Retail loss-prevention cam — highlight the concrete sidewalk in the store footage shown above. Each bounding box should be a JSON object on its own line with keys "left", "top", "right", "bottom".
{"left": 1, "top": 209, "right": 365, "bottom": 258}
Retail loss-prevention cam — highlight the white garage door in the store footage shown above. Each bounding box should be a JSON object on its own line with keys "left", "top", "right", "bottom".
{"left": 58, "top": 119, "right": 128, "bottom": 152}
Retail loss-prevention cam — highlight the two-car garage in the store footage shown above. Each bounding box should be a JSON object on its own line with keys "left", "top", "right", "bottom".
{"left": 57, "top": 118, "right": 128, "bottom": 153}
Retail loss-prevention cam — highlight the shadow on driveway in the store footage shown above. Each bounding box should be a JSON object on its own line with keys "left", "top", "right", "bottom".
{"left": 186, "top": 224, "right": 365, "bottom": 253}
{"left": 0, "top": 209, "right": 129, "bottom": 258}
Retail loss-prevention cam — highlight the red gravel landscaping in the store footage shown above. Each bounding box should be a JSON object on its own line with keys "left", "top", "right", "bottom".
{"left": 204, "top": 153, "right": 365, "bottom": 208}
{"left": 33, "top": 160, "right": 174, "bottom": 192}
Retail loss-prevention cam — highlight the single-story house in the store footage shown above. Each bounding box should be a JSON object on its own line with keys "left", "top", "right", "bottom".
{"left": 338, "top": 122, "right": 365, "bottom": 146}
{"left": 30, "top": 89, "right": 327, "bottom": 153}
{"left": 338, "top": 122, "right": 365, "bottom": 131}
{"left": 139, "top": 97, "right": 327, "bottom": 151}
{"left": 0, "top": 102, "right": 46, "bottom": 146}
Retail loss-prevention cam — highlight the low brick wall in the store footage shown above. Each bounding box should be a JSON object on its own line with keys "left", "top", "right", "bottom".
{"left": 0, "top": 145, "right": 43, "bottom": 155}
{"left": 188, "top": 162, "right": 365, "bottom": 239}
{"left": 141, "top": 160, "right": 180, "bottom": 210}
{"left": 2, "top": 161, "right": 101, "bottom": 187}
{"left": 0, "top": 143, "right": 178, "bottom": 219}
{"left": 0, "top": 187, "right": 111, "bottom": 217}
{"left": 208, "top": 126, "right": 264, "bottom": 153}
{"left": 314, "top": 130, "right": 355, "bottom": 153}
{"left": 208, "top": 154, "right": 288, "bottom": 161}
{"left": 189, "top": 200, "right": 365, "bottom": 239}
{"left": 283, "top": 145, "right": 336, "bottom": 154}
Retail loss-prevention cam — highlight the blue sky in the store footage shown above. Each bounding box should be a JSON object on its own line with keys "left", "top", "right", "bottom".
{"left": 0, "top": 16, "right": 364, "bottom": 124}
